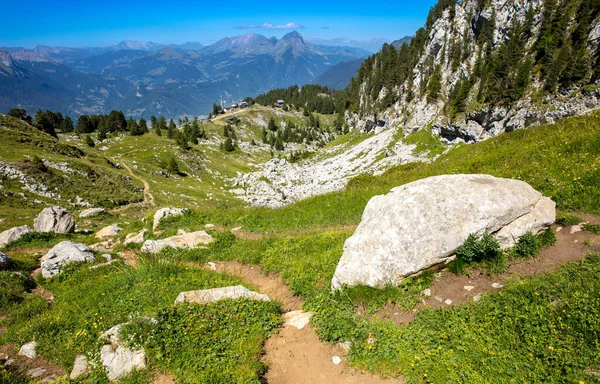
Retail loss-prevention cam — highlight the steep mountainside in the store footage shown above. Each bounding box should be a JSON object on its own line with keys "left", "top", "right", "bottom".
{"left": 347, "top": 0, "right": 600, "bottom": 142}
{"left": 314, "top": 58, "right": 366, "bottom": 89}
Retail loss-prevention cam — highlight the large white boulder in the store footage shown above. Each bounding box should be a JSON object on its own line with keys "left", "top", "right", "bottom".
{"left": 41, "top": 241, "right": 95, "bottom": 278}
{"left": 0, "top": 225, "right": 32, "bottom": 248}
{"left": 153, "top": 208, "right": 188, "bottom": 231}
{"left": 174, "top": 286, "right": 271, "bottom": 305}
{"left": 34, "top": 207, "right": 75, "bottom": 234}
{"left": 332, "top": 174, "right": 555, "bottom": 290}
{"left": 141, "top": 230, "right": 213, "bottom": 254}
{"left": 100, "top": 323, "right": 147, "bottom": 381}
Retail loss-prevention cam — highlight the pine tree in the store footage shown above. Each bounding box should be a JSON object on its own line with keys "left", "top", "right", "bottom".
{"left": 60, "top": 116, "right": 74, "bottom": 133}
{"left": 84, "top": 135, "right": 95, "bottom": 147}
{"left": 426, "top": 65, "right": 443, "bottom": 103}
{"left": 139, "top": 118, "right": 149, "bottom": 133}
{"left": 167, "top": 119, "right": 176, "bottom": 139}
{"left": 224, "top": 136, "right": 235, "bottom": 152}
{"left": 268, "top": 118, "right": 277, "bottom": 132}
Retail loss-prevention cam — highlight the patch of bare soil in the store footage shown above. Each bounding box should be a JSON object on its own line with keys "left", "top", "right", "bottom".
{"left": 263, "top": 325, "right": 401, "bottom": 384}
{"left": 31, "top": 287, "right": 54, "bottom": 302}
{"left": 120, "top": 249, "right": 140, "bottom": 267}
{"left": 0, "top": 344, "right": 66, "bottom": 381}
{"left": 202, "top": 261, "right": 303, "bottom": 312}
{"left": 152, "top": 372, "right": 176, "bottom": 384}
{"left": 377, "top": 221, "right": 600, "bottom": 325}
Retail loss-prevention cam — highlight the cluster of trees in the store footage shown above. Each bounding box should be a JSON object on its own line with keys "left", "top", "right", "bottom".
{"left": 259, "top": 116, "right": 333, "bottom": 151}
{"left": 8, "top": 108, "right": 74, "bottom": 137}
{"left": 254, "top": 85, "right": 345, "bottom": 115}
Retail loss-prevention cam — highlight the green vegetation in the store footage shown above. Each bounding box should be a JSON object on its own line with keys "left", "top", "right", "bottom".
{"left": 584, "top": 223, "right": 600, "bottom": 235}
{"left": 449, "top": 232, "right": 505, "bottom": 275}
{"left": 556, "top": 212, "right": 584, "bottom": 226}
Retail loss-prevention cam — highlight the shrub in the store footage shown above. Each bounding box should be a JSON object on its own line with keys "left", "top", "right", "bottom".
{"left": 583, "top": 223, "right": 600, "bottom": 235}
{"left": 84, "top": 135, "right": 95, "bottom": 147}
{"left": 555, "top": 213, "right": 582, "bottom": 226}
{"left": 511, "top": 232, "right": 540, "bottom": 259}
{"left": 451, "top": 233, "right": 502, "bottom": 274}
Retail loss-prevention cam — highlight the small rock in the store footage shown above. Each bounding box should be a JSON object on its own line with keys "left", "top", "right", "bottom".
{"left": 175, "top": 286, "right": 270, "bottom": 305}
{"left": 102, "top": 254, "right": 113, "bottom": 262}
{"left": 41, "top": 241, "right": 95, "bottom": 278}
{"left": 337, "top": 341, "right": 352, "bottom": 353}
{"left": 283, "top": 311, "right": 314, "bottom": 329}
{"left": 463, "top": 286, "right": 475, "bottom": 292}
{"left": 332, "top": 356, "right": 342, "bottom": 365}
{"left": 556, "top": 227, "right": 562, "bottom": 232}
{"left": 206, "top": 262, "right": 217, "bottom": 271}
{"left": 153, "top": 208, "right": 188, "bottom": 231}
{"left": 79, "top": 208, "right": 106, "bottom": 218}
{"left": 70, "top": 355, "right": 89, "bottom": 380}
{"left": 444, "top": 299, "right": 453, "bottom": 305}
{"left": 4, "top": 359, "right": 15, "bottom": 367}
{"left": 18, "top": 341, "right": 37, "bottom": 358}
{"left": 491, "top": 283, "right": 504, "bottom": 289}
{"left": 231, "top": 226, "right": 242, "bottom": 232}
{"left": 124, "top": 229, "right": 147, "bottom": 245}
{"left": 176, "top": 229, "right": 187, "bottom": 235}
{"left": 422, "top": 288, "right": 431, "bottom": 297}
{"left": 27, "top": 368, "right": 46, "bottom": 378}
{"left": 0, "top": 252, "right": 11, "bottom": 270}
{"left": 42, "top": 375, "right": 58, "bottom": 383}
{"left": 570, "top": 225, "right": 582, "bottom": 235}
{"left": 434, "top": 296, "right": 443, "bottom": 302}
{"left": 141, "top": 231, "right": 213, "bottom": 254}
{"left": 204, "top": 224, "right": 215, "bottom": 229}
{"left": 473, "top": 293, "right": 482, "bottom": 302}
{"left": 95, "top": 225, "right": 122, "bottom": 240}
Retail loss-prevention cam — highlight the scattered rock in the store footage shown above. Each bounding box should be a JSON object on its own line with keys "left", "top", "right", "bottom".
{"left": 206, "top": 262, "right": 217, "bottom": 271}
{"left": 141, "top": 231, "right": 213, "bottom": 254}
{"left": 473, "top": 293, "right": 482, "bottom": 302}
{"left": 174, "top": 286, "right": 271, "bottom": 305}
{"left": 422, "top": 288, "right": 431, "bottom": 297}
{"left": 18, "top": 341, "right": 37, "bottom": 358}
{"left": 0, "top": 252, "right": 11, "bottom": 270}
{"left": 570, "top": 225, "right": 582, "bottom": 235}
{"left": 27, "top": 367, "right": 46, "bottom": 378}
{"left": 444, "top": 299, "right": 453, "bottom": 305}
{"left": 70, "top": 355, "right": 89, "bottom": 380}
{"left": 556, "top": 226, "right": 562, "bottom": 232}
{"left": 332, "top": 356, "right": 342, "bottom": 365}
{"left": 337, "top": 341, "right": 352, "bottom": 353}
{"left": 204, "top": 224, "right": 215, "bottom": 229}
{"left": 153, "top": 208, "right": 188, "bottom": 231}
{"left": 100, "top": 323, "right": 147, "bottom": 381}
{"left": 332, "top": 174, "right": 555, "bottom": 289}
{"left": 463, "top": 286, "right": 475, "bottom": 292}
{"left": 41, "top": 374, "right": 58, "bottom": 383}
{"left": 0, "top": 225, "right": 32, "bottom": 248}
{"left": 283, "top": 310, "right": 315, "bottom": 329}
{"left": 95, "top": 225, "right": 123, "bottom": 240}
{"left": 434, "top": 296, "right": 443, "bottom": 302}
{"left": 102, "top": 254, "right": 113, "bottom": 262}
{"left": 124, "top": 229, "right": 147, "bottom": 245}
{"left": 41, "top": 241, "right": 95, "bottom": 278}
{"left": 491, "top": 283, "right": 504, "bottom": 289}
{"left": 4, "top": 359, "right": 15, "bottom": 367}
{"left": 34, "top": 206, "right": 75, "bottom": 234}
{"left": 79, "top": 208, "right": 106, "bottom": 218}
{"left": 231, "top": 226, "right": 242, "bottom": 233}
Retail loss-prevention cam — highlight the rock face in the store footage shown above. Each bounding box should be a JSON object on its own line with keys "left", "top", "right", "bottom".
{"left": 100, "top": 323, "right": 147, "bottom": 381}
{"left": 124, "top": 229, "right": 147, "bottom": 245}
{"left": 0, "top": 252, "right": 11, "bottom": 270}
{"left": 331, "top": 174, "right": 555, "bottom": 290}
{"left": 34, "top": 207, "right": 75, "bottom": 234}
{"left": 0, "top": 225, "right": 32, "bottom": 248}
{"left": 153, "top": 208, "right": 188, "bottom": 231}
{"left": 79, "top": 208, "right": 106, "bottom": 218}
{"left": 141, "top": 231, "right": 213, "bottom": 254}
{"left": 95, "top": 225, "right": 123, "bottom": 240}
{"left": 41, "top": 241, "right": 95, "bottom": 278}
{"left": 174, "top": 286, "right": 271, "bottom": 305}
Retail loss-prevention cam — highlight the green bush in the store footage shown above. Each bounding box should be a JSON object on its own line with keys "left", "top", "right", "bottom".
{"left": 555, "top": 213, "right": 583, "bottom": 226}
{"left": 583, "top": 223, "right": 600, "bottom": 235}
{"left": 511, "top": 232, "right": 541, "bottom": 259}
{"left": 450, "top": 233, "right": 502, "bottom": 274}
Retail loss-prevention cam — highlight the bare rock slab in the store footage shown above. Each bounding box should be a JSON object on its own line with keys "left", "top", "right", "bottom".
{"left": 100, "top": 323, "right": 147, "bottom": 381}
{"left": 141, "top": 231, "right": 213, "bottom": 254}
{"left": 174, "top": 286, "right": 271, "bottom": 305}
{"left": 332, "top": 174, "right": 555, "bottom": 290}
{"left": 41, "top": 241, "right": 95, "bottom": 278}
{"left": 0, "top": 225, "right": 32, "bottom": 248}
{"left": 34, "top": 207, "right": 75, "bottom": 234}
{"left": 95, "top": 225, "right": 123, "bottom": 240}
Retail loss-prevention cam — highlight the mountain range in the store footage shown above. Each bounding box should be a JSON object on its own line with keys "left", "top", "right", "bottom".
{"left": 0, "top": 32, "right": 370, "bottom": 118}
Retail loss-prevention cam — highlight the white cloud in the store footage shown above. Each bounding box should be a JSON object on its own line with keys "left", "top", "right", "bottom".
{"left": 236, "top": 22, "right": 304, "bottom": 30}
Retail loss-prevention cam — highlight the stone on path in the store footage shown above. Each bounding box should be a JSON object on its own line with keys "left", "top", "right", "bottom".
{"left": 283, "top": 311, "right": 315, "bottom": 330}
{"left": 141, "top": 231, "right": 213, "bottom": 254}
{"left": 332, "top": 356, "right": 342, "bottom": 365}
{"left": 174, "top": 286, "right": 271, "bottom": 305}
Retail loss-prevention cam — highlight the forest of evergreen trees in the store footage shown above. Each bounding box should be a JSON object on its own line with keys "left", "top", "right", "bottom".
{"left": 254, "top": 85, "right": 346, "bottom": 115}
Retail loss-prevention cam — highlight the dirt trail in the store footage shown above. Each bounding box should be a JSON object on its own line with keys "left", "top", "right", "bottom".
{"left": 109, "top": 156, "right": 155, "bottom": 212}
{"left": 199, "top": 260, "right": 399, "bottom": 384}
{"left": 377, "top": 221, "right": 600, "bottom": 325}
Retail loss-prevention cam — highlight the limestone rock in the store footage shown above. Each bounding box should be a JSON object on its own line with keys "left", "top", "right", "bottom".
{"left": 174, "top": 286, "right": 271, "bottom": 305}
{"left": 0, "top": 225, "right": 32, "bottom": 248}
{"left": 153, "top": 208, "right": 188, "bottom": 231}
{"left": 100, "top": 323, "right": 146, "bottom": 381}
{"left": 70, "top": 355, "right": 89, "bottom": 380}
{"left": 124, "top": 229, "right": 147, "bottom": 245}
{"left": 332, "top": 174, "right": 555, "bottom": 290}
{"left": 34, "top": 207, "right": 75, "bottom": 234}
{"left": 283, "top": 310, "right": 314, "bottom": 330}
{"left": 79, "top": 208, "right": 106, "bottom": 218}
{"left": 41, "top": 241, "right": 95, "bottom": 278}
{"left": 95, "top": 225, "right": 123, "bottom": 240}
{"left": 141, "top": 231, "right": 213, "bottom": 254}
{"left": 27, "top": 368, "right": 46, "bottom": 378}
{"left": 0, "top": 252, "right": 11, "bottom": 270}
{"left": 18, "top": 342, "right": 37, "bottom": 358}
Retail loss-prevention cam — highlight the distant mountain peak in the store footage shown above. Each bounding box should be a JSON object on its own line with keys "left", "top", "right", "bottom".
{"left": 282, "top": 31, "right": 303, "bottom": 40}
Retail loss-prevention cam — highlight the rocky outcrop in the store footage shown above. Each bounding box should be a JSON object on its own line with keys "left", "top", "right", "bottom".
{"left": 0, "top": 225, "right": 32, "bottom": 248}
{"left": 0, "top": 252, "right": 11, "bottom": 270}
{"left": 152, "top": 208, "right": 188, "bottom": 231}
{"left": 100, "top": 323, "right": 148, "bottom": 381}
{"left": 41, "top": 241, "right": 95, "bottom": 278}
{"left": 123, "top": 229, "right": 147, "bottom": 245}
{"left": 174, "top": 286, "right": 271, "bottom": 305}
{"left": 141, "top": 230, "right": 213, "bottom": 254}
{"left": 79, "top": 208, "right": 106, "bottom": 218}
{"left": 332, "top": 174, "right": 555, "bottom": 290}
{"left": 95, "top": 225, "right": 122, "bottom": 240}
{"left": 34, "top": 207, "right": 75, "bottom": 234}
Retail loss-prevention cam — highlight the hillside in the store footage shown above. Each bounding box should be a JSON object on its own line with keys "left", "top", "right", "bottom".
{"left": 314, "top": 58, "right": 366, "bottom": 89}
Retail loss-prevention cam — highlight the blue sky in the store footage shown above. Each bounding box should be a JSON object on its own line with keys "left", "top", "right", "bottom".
{"left": 0, "top": 0, "right": 438, "bottom": 48}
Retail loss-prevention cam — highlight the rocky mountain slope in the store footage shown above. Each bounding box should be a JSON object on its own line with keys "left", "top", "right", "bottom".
{"left": 348, "top": 0, "right": 600, "bottom": 142}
